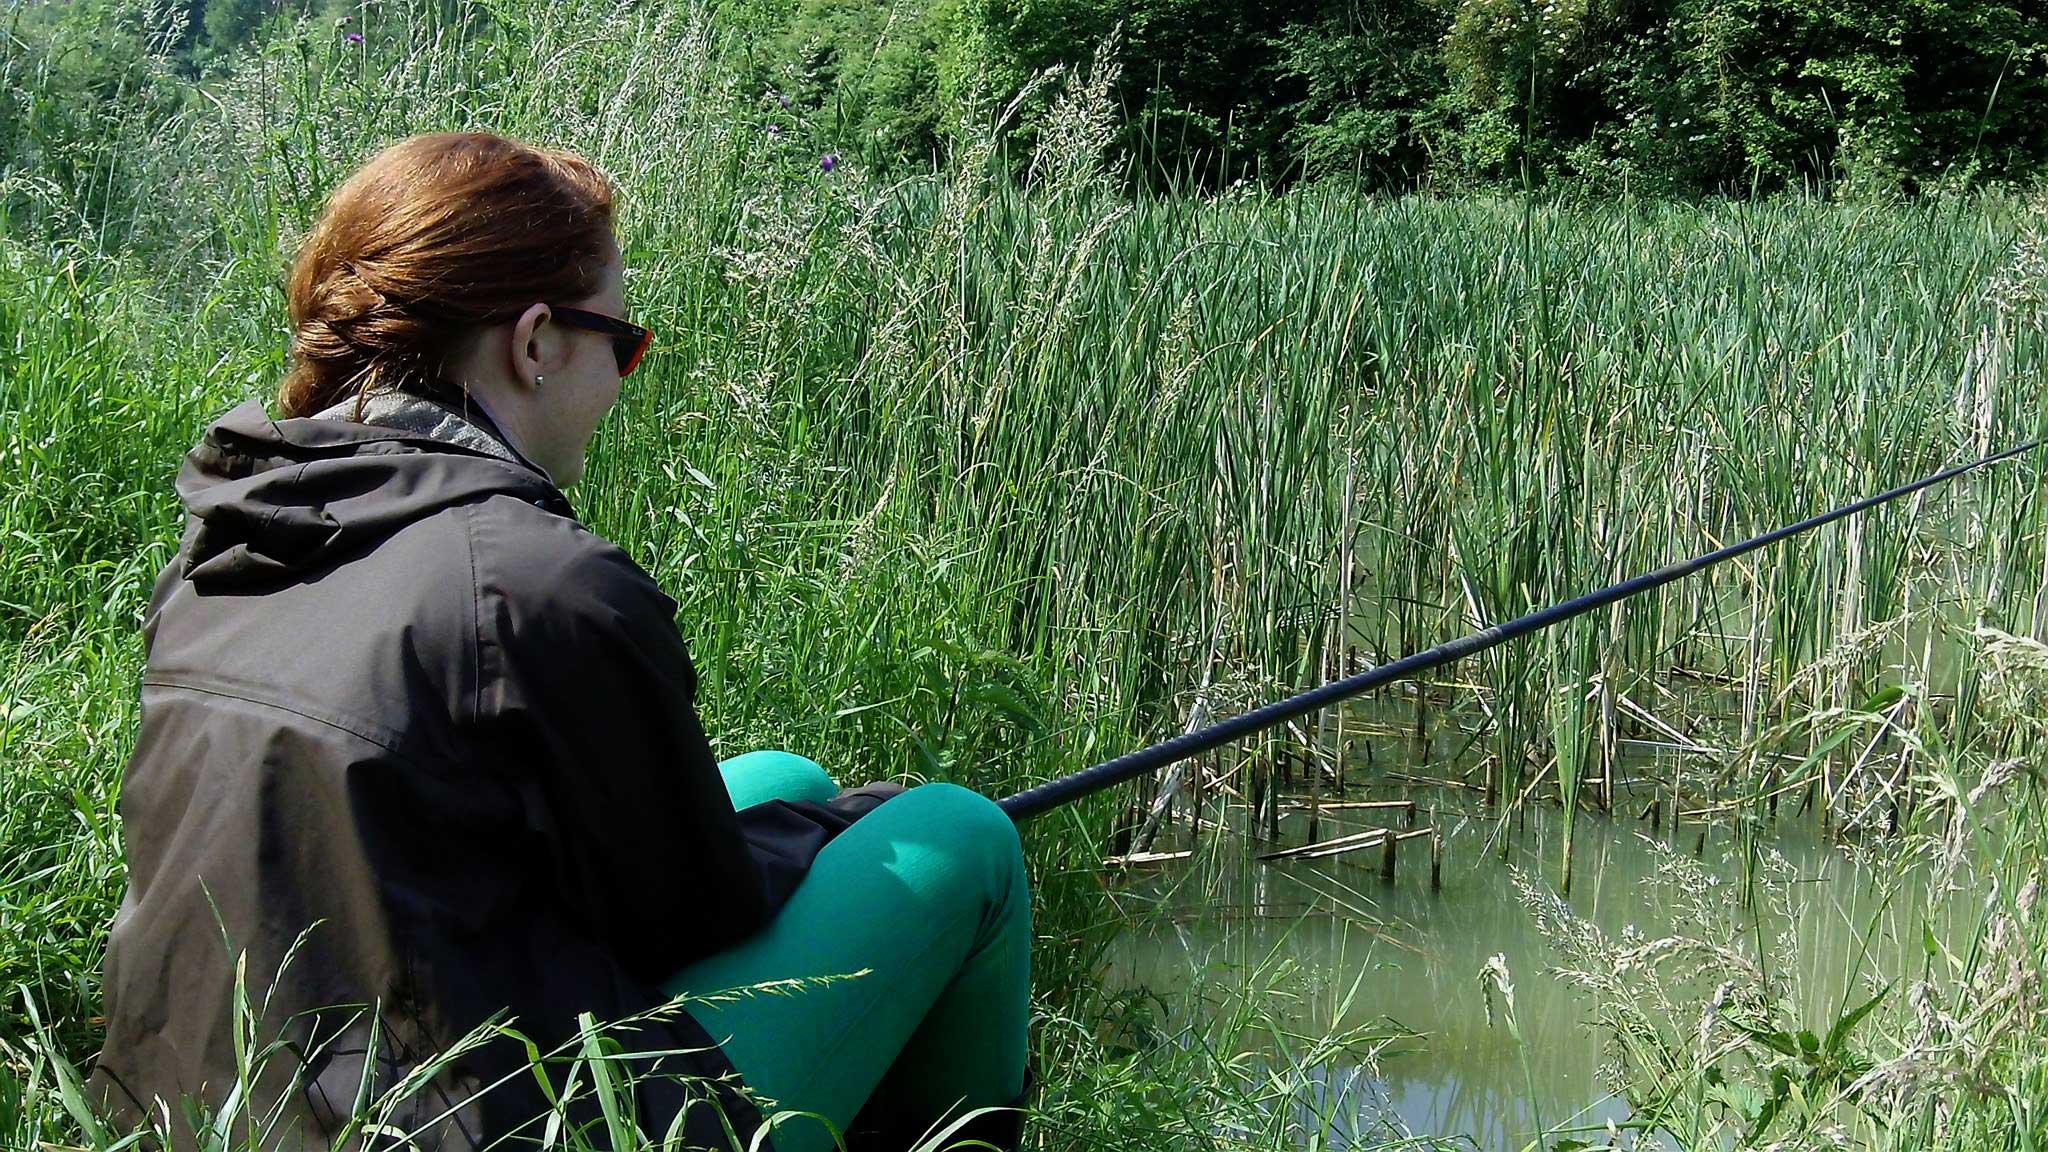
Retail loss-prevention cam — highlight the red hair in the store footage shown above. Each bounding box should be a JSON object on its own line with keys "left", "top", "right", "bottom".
{"left": 279, "top": 132, "right": 616, "bottom": 418}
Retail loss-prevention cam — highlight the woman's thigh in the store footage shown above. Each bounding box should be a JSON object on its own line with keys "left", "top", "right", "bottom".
{"left": 717, "top": 750, "right": 839, "bottom": 809}
{"left": 661, "top": 783, "right": 1027, "bottom": 1152}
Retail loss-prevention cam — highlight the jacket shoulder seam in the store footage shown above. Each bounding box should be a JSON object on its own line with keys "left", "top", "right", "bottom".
{"left": 141, "top": 673, "right": 423, "bottom": 766}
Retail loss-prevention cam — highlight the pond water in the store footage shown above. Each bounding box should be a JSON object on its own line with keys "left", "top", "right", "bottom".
{"left": 1101, "top": 744, "right": 1939, "bottom": 1150}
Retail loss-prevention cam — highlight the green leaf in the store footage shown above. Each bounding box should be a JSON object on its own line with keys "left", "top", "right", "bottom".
{"left": 21, "top": 989, "right": 116, "bottom": 1148}
{"left": 578, "top": 1012, "right": 638, "bottom": 1151}
{"left": 1718, "top": 1010, "right": 1802, "bottom": 1058}
{"left": 1824, "top": 984, "right": 1891, "bottom": 1059}
{"left": 958, "top": 679, "right": 1046, "bottom": 734}
{"left": 1706, "top": 1080, "right": 1764, "bottom": 1123}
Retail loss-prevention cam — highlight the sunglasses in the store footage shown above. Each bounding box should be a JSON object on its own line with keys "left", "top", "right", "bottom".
{"left": 550, "top": 305, "right": 653, "bottom": 377}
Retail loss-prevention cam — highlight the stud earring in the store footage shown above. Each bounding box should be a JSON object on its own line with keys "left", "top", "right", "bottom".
{"left": 534, "top": 375, "right": 545, "bottom": 387}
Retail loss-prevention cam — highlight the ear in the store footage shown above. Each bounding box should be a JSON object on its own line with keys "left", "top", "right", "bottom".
{"left": 507, "top": 302, "right": 557, "bottom": 391}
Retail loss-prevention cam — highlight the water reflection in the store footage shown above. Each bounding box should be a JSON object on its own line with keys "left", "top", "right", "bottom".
{"left": 1102, "top": 788, "right": 1934, "bottom": 1150}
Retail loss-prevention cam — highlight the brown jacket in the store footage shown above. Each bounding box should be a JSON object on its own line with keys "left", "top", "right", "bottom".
{"left": 92, "top": 397, "right": 862, "bottom": 1149}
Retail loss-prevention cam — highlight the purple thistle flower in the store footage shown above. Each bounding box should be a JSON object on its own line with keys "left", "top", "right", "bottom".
{"left": 335, "top": 14, "right": 353, "bottom": 25}
{"left": 766, "top": 123, "right": 781, "bottom": 138}
{"left": 345, "top": 31, "right": 364, "bottom": 43}
{"left": 820, "top": 153, "right": 837, "bottom": 173}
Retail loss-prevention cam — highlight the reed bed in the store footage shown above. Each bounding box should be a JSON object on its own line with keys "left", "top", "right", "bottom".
{"left": 4, "top": 1, "right": 2048, "bottom": 1147}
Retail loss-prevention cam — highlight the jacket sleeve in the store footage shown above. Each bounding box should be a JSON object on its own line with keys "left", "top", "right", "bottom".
{"left": 479, "top": 518, "right": 834, "bottom": 983}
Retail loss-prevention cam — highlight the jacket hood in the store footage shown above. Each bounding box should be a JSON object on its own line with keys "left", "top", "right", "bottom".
{"left": 178, "top": 399, "right": 571, "bottom": 590}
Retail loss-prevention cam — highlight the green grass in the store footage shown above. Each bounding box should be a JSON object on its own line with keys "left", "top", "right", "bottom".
{"left": 4, "top": 0, "right": 2048, "bottom": 1148}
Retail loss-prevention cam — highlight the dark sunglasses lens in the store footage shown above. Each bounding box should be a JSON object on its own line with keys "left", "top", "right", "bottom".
{"left": 611, "top": 334, "right": 645, "bottom": 376}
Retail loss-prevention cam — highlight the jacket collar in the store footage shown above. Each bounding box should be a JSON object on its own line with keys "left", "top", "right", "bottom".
{"left": 310, "top": 387, "right": 553, "bottom": 483}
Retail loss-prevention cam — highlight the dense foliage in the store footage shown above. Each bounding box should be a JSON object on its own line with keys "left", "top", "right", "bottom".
{"left": 12, "top": 0, "right": 2046, "bottom": 197}
{"left": 741, "top": 0, "right": 2048, "bottom": 193}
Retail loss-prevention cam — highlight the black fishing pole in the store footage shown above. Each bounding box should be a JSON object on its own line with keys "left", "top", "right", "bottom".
{"left": 996, "top": 438, "right": 2045, "bottom": 822}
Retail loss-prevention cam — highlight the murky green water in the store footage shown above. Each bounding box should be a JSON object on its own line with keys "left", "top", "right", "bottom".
{"left": 1103, "top": 770, "right": 1938, "bottom": 1149}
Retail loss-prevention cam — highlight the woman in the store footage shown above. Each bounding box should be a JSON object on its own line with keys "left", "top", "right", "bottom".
{"left": 90, "top": 132, "right": 1032, "bottom": 1152}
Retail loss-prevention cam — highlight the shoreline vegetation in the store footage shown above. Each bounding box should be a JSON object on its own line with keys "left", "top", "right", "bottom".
{"left": 4, "top": 2, "right": 2046, "bottom": 1149}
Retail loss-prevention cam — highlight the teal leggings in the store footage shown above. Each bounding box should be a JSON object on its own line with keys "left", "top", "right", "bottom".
{"left": 662, "top": 752, "right": 1031, "bottom": 1152}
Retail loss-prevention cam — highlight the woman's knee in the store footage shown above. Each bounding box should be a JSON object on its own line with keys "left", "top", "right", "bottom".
{"left": 717, "top": 750, "right": 839, "bottom": 807}
{"left": 883, "top": 782, "right": 1026, "bottom": 896}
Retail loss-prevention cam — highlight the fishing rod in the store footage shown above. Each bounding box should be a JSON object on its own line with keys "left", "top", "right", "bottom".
{"left": 996, "top": 438, "right": 2046, "bottom": 822}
